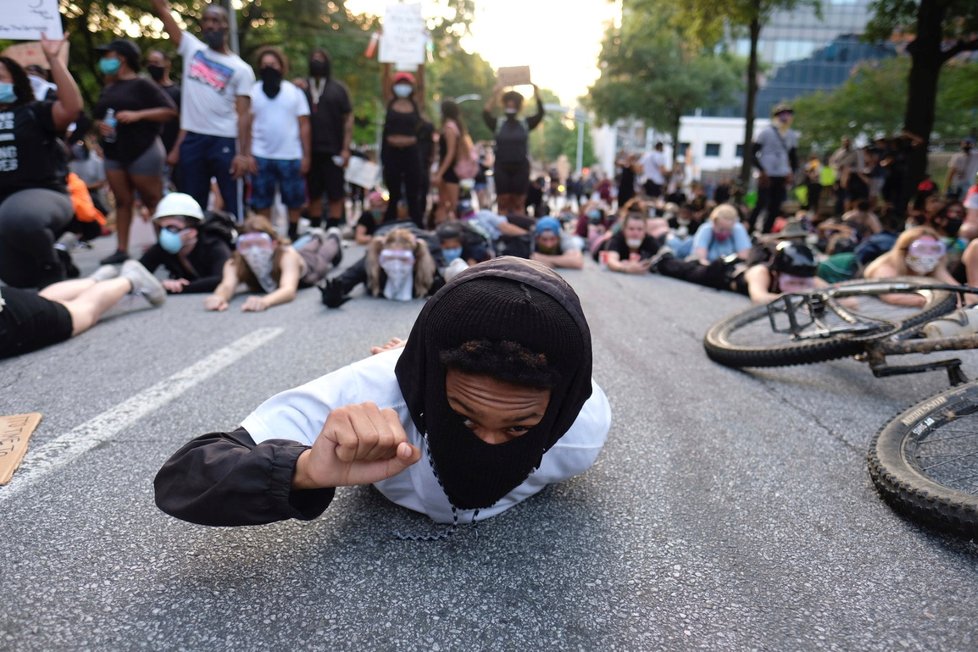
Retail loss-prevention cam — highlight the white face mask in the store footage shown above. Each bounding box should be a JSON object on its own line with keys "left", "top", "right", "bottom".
{"left": 380, "top": 249, "right": 415, "bottom": 301}
{"left": 240, "top": 248, "right": 277, "bottom": 293}
{"left": 905, "top": 254, "right": 940, "bottom": 275}
{"left": 504, "top": 107, "right": 518, "bottom": 116}
{"left": 626, "top": 238, "right": 643, "bottom": 249}
{"left": 393, "top": 83, "right": 412, "bottom": 98}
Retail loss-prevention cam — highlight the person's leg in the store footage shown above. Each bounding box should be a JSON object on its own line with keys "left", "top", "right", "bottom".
{"left": 127, "top": 139, "right": 166, "bottom": 218}
{"left": 383, "top": 149, "right": 404, "bottom": 222}
{"left": 0, "top": 188, "right": 75, "bottom": 288}
{"left": 306, "top": 152, "right": 328, "bottom": 229}
{"left": 401, "top": 147, "right": 423, "bottom": 228}
{"left": 60, "top": 277, "right": 132, "bottom": 336}
{"left": 105, "top": 167, "right": 134, "bottom": 260}
{"left": 280, "top": 159, "right": 307, "bottom": 240}
{"left": 249, "top": 156, "right": 276, "bottom": 222}
{"left": 324, "top": 156, "right": 347, "bottom": 229}
{"left": 177, "top": 132, "right": 212, "bottom": 211}
{"left": 763, "top": 179, "right": 787, "bottom": 233}
{"left": 211, "top": 136, "right": 240, "bottom": 221}
{"left": 38, "top": 278, "right": 97, "bottom": 303}
{"left": 440, "top": 181, "right": 459, "bottom": 222}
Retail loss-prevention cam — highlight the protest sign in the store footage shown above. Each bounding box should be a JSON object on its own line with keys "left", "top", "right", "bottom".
{"left": 497, "top": 66, "right": 532, "bottom": 87}
{"left": 0, "top": 0, "right": 64, "bottom": 41}
{"left": 379, "top": 3, "right": 426, "bottom": 67}
{"left": 0, "top": 413, "right": 42, "bottom": 485}
{"left": 2, "top": 40, "right": 69, "bottom": 69}
{"left": 345, "top": 157, "right": 381, "bottom": 190}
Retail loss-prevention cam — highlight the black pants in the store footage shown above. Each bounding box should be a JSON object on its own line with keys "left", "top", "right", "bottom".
{"left": 750, "top": 176, "right": 788, "bottom": 234}
{"left": 654, "top": 254, "right": 733, "bottom": 290}
{"left": 382, "top": 145, "right": 423, "bottom": 228}
{"left": 0, "top": 188, "right": 74, "bottom": 288}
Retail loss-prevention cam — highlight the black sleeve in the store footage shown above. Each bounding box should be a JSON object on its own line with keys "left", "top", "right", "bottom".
{"left": 751, "top": 142, "right": 763, "bottom": 171}
{"left": 180, "top": 275, "right": 222, "bottom": 293}
{"left": 138, "top": 245, "right": 168, "bottom": 274}
{"left": 526, "top": 97, "right": 545, "bottom": 131}
{"left": 154, "top": 427, "right": 335, "bottom": 526}
{"left": 140, "top": 78, "right": 178, "bottom": 111}
{"left": 482, "top": 110, "right": 496, "bottom": 132}
{"left": 789, "top": 147, "right": 798, "bottom": 174}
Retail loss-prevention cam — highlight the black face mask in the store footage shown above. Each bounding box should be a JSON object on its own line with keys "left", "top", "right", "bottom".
{"left": 147, "top": 65, "right": 165, "bottom": 82}
{"left": 260, "top": 67, "right": 283, "bottom": 98}
{"left": 202, "top": 29, "right": 226, "bottom": 50}
{"left": 309, "top": 59, "right": 330, "bottom": 80}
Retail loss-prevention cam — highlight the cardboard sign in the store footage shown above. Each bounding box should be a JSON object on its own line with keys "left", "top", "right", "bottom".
{"left": 0, "top": 413, "right": 42, "bottom": 485}
{"left": 345, "top": 157, "right": 380, "bottom": 190}
{"left": 0, "top": 0, "right": 64, "bottom": 41}
{"left": 2, "top": 40, "right": 69, "bottom": 69}
{"left": 497, "top": 66, "right": 531, "bottom": 87}
{"left": 378, "top": 3, "right": 426, "bottom": 67}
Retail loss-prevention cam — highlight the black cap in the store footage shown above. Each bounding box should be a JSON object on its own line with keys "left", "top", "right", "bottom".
{"left": 95, "top": 39, "right": 141, "bottom": 72}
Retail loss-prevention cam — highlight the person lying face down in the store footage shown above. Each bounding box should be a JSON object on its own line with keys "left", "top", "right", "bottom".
{"left": 154, "top": 257, "right": 611, "bottom": 526}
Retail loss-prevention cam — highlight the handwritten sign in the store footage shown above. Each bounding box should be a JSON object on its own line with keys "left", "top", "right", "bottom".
{"left": 379, "top": 3, "right": 426, "bottom": 67}
{"left": 2, "top": 41, "right": 69, "bottom": 69}
{"left": 0, "top": 0, "right": 64, "bottom": 41}
{"left": 345, "top": 157, "right": 381, "bottom": 190}
{"left": 497, "top": 66, "right": 531, "bottom": 87}
{"left": 0, "top": 413, "right": 42, "bottom": 485}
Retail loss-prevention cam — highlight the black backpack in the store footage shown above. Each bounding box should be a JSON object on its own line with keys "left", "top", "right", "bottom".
{"left": 199, "top": 210, "right": 237, "bottom": 248}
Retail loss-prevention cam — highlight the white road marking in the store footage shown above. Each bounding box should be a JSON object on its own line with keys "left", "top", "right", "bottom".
{"left": 0, "top": 327, "right": 284, "bottom": 502}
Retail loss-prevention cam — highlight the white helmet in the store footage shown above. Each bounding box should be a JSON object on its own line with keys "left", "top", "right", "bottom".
{"left": 153, "top": 192, "right": 204, "bottom": 222}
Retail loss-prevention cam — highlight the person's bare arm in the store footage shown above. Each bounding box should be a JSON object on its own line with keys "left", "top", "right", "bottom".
{"left": 532, "top": 249, "right": 584, "bottom": 270}
{"left": 497, "top": 220, "right": 528, "bottom": 236}
{"left": 381, "top": 63, "right": 393, "bottom": 104}
{"left": 243, "top": 248, "right": 302, "bottom": 311}
{"left": 299, "top": 115, "right": 311, "bottom": 176}
{"left": 354, "top": 224, "right": 372, "bottom": 245}
{"left": 167, "top": 129, "right": 186, "bottom": 166}
{"left": 341, "top": 112, "right": 353, "bottom": 165}
{"left": 117, "top": 107, "right": 178, "bottom": 124}
{"left": 150, "top": 0, "right": 183, "bottom": 47}
{"left": 606, "top": 250, "right": 651, "bottom": 274}
{"left": 745, "top": 265, "right": 780, "bottom": 305}
{"left": 415, "top": 64, "right": 425, "bottom": 112}
{"left": 231, "top": 96, "right": 254, "bottom": 178}
{"left": 434, "top": 122, "right": 458, "bottom": 181}
{"left": 41, "top": 35, "right": 82, "bottom": 132}
{"left": 205, "top": 259, "right": 240, "bottom": 311}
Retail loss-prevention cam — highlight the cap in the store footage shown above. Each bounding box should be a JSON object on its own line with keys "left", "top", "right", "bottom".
{"left": 392, "top": 71, "right": 415, "bottom": 85}
{"left": 771, "top": 102, "right": 794, "bottom": 116}
{"left": 153, "top": 192, "right": 204, "bottom": 222}
{"left": 534, "top": 217, "right": 561, "bottom": 236}
{"left": 436, "top": 222, "right": 462, "bottom": 241}
{"left": 95, "top": 39, "right": 141, "bottom": 71}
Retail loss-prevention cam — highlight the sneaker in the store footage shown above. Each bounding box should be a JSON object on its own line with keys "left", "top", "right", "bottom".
{"left": 100, "top": 249, "right": 129, "bottom": 265}
{"left": 325, "top": 226, "right": 344, "bottom": 266}
{"left": 647, "top": 246, "right": 675, "bottom": 273}
{"left": 922, "top": 307, "right": 978, "bottom": 338}
{"left": 88, "top": 264, "right": 120, "bottom": 282}
{"left": 55, "top": 246, "right": 80, "bottom": 279}
{"left": 120, "top": 260, "right": 166, "bottom": 307}
{"left": 320, "top": 278, "right": 350, "bottom": 309}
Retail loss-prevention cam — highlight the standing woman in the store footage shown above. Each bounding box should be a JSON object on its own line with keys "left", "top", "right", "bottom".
{"left": 380, "top": 64, "right": 425, "bottom": 228}
{"left": 432, "top": 99, "right": 468, "bottom": 224}
{"left": 482, "top": 81, "right": 544, "bottom": 215}
{"left": 0, "top": 34, "right": 83, "bottom": 289}
{"left": 93, "top": 39, "right": 177, "bottom": 264}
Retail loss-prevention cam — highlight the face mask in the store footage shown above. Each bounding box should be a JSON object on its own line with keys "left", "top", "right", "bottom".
{"left": 587, "top": 209, "right": 601, "bottom": 223}
{"left": 159, "top": 228, "right": 184, "bottom": 254}
{"left": 98, "top": 58, "right": 121, "bottom": 75}
{"left": 441, "top": 246, "right": 463, "bottom": 264}
{"left": 309, "top": 59, "right": 330, "bottom": 79}
{"left": 0, "top": 82, "right": 16, "bottom": 104}
{"left": 147, "top": 65, "right": 165, "bottom": 82}
{"left": 260, "top": 67, "right": 283, "bottom": 98}
{"left": 906, "top": 238, "right": 945, "bottom": 274}
{"left": 714, "top": 230, "right": 731, "bottom": 242}
{"left": 380, "top": 249, "right": 415, "bottom": 301}
{"left": 626, "top": 238, "right": 643, "bottom": 249}
{"left": 202, "top": 29, "right": 226, "bottom": 50}
{"left": 504, "top": 107, "right": 518, "bottom": 116}
{"left": 392, "top": 83, "right": 413, "bottom": 98}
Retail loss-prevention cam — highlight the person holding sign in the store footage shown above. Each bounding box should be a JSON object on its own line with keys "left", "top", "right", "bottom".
{"left": 380, "top": 64, "right": 425, "bottom": 228}
{"left": 0, "top": 34, "right": 83, "bottom": 289}
{"left": 483, "top": 80, "right": 544, "bottom": 216}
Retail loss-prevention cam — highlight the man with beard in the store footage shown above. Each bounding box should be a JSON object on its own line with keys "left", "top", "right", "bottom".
{"left": 302, "top": 49, "right": 353, "bottom": 230}
{"left": 154, "top": 258, "right": 611, "bottom": 527}
{"left": 150, "top": 0, "right": 256, "bottom": 221}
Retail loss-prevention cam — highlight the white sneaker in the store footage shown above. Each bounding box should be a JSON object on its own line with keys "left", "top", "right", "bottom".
{"left": 88, "top": 264, "right": 120, "bottom": 282}
{"left": 120, "top": 260, "right": 166, "bottom": 307}
{"left": 922, "top": 307, "right": 978, "bottom": 338}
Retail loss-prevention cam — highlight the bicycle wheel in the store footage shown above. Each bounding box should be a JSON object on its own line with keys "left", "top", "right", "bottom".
{"left": 703, "top": 278, "right": 957, "bottom": 368}
{"left": 869, "top": 382, "right": 978, "bottom": 536}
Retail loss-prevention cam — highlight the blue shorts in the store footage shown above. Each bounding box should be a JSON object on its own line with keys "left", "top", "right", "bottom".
{"left": 251, "top": 158, "right": 306, "bottom": 209}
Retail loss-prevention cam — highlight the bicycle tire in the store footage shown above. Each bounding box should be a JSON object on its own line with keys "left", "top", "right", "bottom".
{"left": 703, "top": 278, "right": 958, "bottom": 369}
{"left": 868, "top": 382, "right": 978, "bottom": 537}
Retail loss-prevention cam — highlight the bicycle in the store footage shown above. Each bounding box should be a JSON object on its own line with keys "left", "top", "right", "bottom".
{"left": 702, "top": 277, "right": 978, "bottom": 536}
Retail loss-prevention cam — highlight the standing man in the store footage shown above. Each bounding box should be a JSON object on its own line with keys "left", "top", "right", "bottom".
{"left": 249, "top": 47, "right": 311, "bottom": 241}
{"left": 639, "top": 141, "right": 668, "bottom": 200}
{"left": 146, "top": 49, "right": 181, "bottom": 190}
{"left": 829, "top": 136, "right": 858, "bottom": 215}
{"left": 750, "top": 103, "right": 798, "bottom": 234}
{"left": 302, "top": 49, "right": 353, "bottom": 231}
{"left": 945, "top": 138, "right": 978, "bottom": 201}
{"left": 150, "top": 0, "right": 255, "bottom": 221}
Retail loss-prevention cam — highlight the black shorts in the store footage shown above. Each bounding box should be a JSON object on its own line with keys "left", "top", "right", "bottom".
{"left": 643, "top": 180, "right": 663, "bottom": 198}
{"left": 0, "top": 287, "right": 73, "bottom": 359}
{"left": 307, "top": 152, "right": 347, "bottom": 202}
{"left": 442, "top": 165, "right": 459, "bottom": 184}
{"left": 494, "top": 160, "right": 530, "bottom": 195}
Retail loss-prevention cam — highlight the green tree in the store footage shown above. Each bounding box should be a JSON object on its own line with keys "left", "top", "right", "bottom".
{"left": 587, "top": 0, "right": 743, "bottom": 162}
{"left": 676, "top": 0, "right": 820, "bottom": 186}
{"left": 425, "top": 46, "right": 496, "bottom": 142}
{"left": 865, "top": 0, "right": 978, "bottom": 187}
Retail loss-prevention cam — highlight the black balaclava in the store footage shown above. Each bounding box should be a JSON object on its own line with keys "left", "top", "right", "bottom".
{"left": 309, "top": 52, "right": 331, "bottom": 81}
{"left": 260, "top": 67, "right": 283, "bottom": 98}
{"left": 395, "top": 257, "right": 593, "bottom": 510}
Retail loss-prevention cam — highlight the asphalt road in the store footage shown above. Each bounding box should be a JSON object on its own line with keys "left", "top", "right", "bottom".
{"left": 2, "top": 236, "right": 977, "bottom": 651}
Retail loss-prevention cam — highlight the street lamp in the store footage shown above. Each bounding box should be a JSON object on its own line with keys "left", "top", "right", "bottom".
{"left": 454, "top": 94, "right": 482, "bottom": 104}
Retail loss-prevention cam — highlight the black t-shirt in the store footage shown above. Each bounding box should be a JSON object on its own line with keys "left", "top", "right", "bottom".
{"left": 305, "top": 79, "right": 352, "bottom": 154}
{"left": 158, "top": 83, "right": 181, "bottom": 154}
{"left": 94, "top": 78, "right": 176, "bottom": 164}
{"left": 0, "top": 102, "right": 67, "bottom": 201}
{"left": 607, "top": 231, "right": 660, "bottom": 261}
{"left": 356, "top": 210, "right": 390, "bottom": 237}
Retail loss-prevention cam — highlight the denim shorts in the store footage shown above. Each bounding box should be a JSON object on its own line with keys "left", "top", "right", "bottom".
{"left": 251, "top": 157, "right": 306, "bottom": 209}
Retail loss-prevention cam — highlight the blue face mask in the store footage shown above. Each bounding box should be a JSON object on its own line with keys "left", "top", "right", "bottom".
{"left": 159, "top": 228, "right": 184, "bottom": 254}
{"left": 441, "top": 246, "right": 463, "bottom": 264}
{"left": 0, "top": 82, "right": 16, "bottom": 104}
{"left": 98, "top": 57, "right": 122, "bottom": 75}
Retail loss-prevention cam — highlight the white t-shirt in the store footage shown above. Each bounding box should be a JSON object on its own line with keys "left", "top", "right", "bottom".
{"left": 755, "top": 125, "right": 798, "bottom": 177}
{"left": 178, "top": 31, "right": 255, "bottom": 138}
{"left": 640, "top": 149, "right": 667, "bottom": 185}
{"left": 250, "top": 81, "right": 310, "bottom": 160}
{"left": 948, "top": 151, "right": 978, "bottom": 191}
{"left": 241, "top": 348, "right": 611, "bottom": 524}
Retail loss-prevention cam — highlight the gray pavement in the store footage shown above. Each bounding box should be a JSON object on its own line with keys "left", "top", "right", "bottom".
{"left": 1, "top": 237, "right": 977, "bottom": 651}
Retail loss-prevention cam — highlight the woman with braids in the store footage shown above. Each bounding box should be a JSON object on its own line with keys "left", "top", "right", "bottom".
{"left": 155, "top": 257, "right": 611, "bottom": 527}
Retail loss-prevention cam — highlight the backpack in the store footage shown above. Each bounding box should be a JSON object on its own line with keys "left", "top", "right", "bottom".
{"left": 199, "top": 210, "right": 237, "bottom": 248}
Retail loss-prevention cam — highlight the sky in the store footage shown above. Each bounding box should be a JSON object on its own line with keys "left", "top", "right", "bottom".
{"left": 345, "top": 0, "right": 621, "bottom": 107}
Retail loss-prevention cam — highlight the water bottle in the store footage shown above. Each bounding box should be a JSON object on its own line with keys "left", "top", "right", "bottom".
{"left": 104, "top": 109, "right": 117, "bottom": 144}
